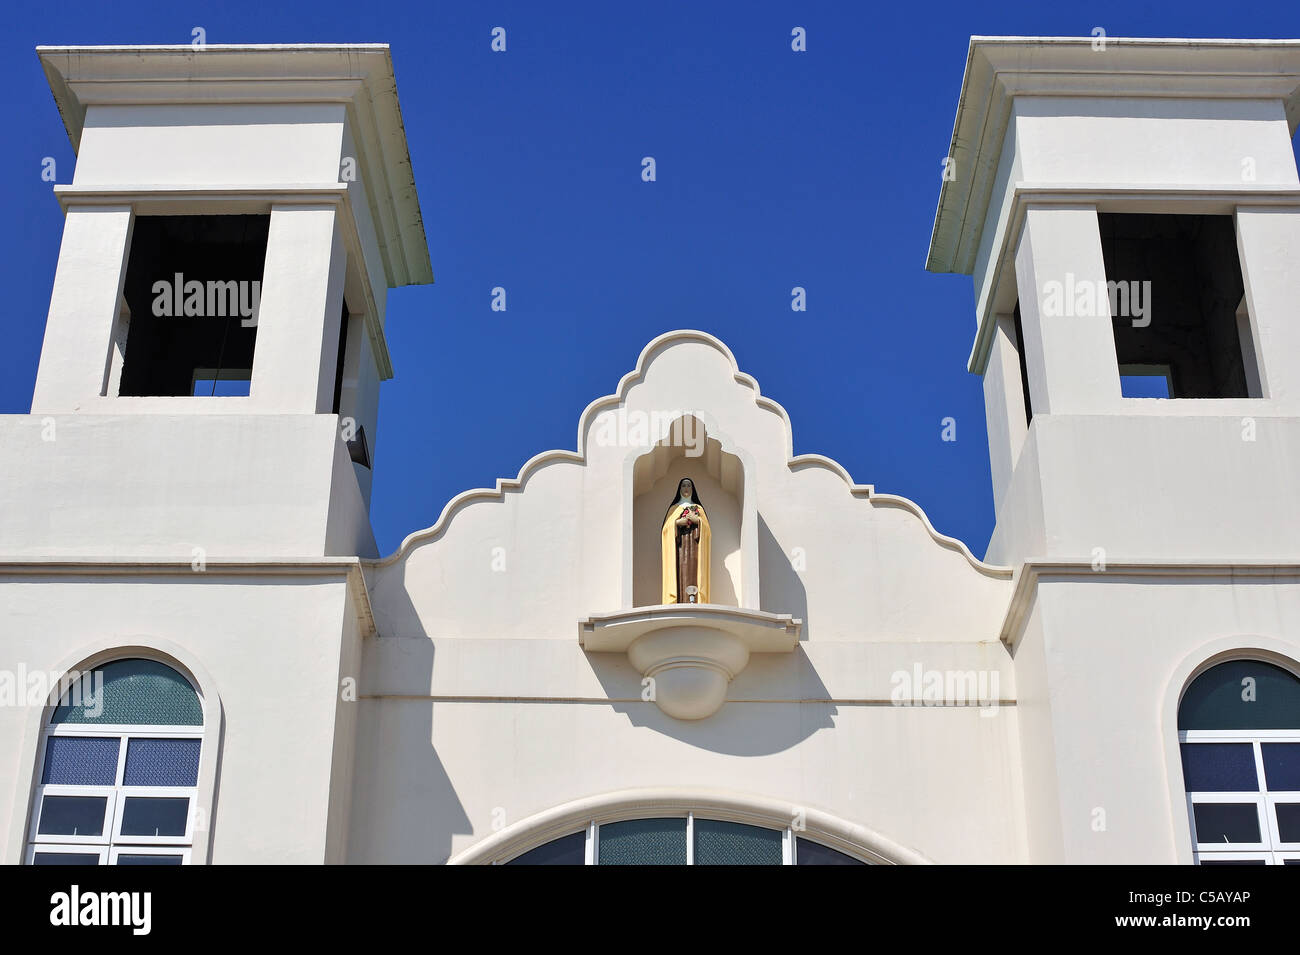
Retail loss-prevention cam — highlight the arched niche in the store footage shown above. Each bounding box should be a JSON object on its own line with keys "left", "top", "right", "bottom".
{"left": 625, "top": 415, "right": 757, "bottom": 609}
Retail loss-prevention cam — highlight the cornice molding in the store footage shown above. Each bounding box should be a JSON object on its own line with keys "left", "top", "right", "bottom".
{"left": 0, "top": 557, "right": 376, "bottom": 637}
{"left": 36, "top": 43, "right": 432, "bottom": 289}
{"left": 927, "top": 36, "right": 1300, "bottom": 277}
{"left": 999, "top": 558, "right": 1300, "bottom": 651}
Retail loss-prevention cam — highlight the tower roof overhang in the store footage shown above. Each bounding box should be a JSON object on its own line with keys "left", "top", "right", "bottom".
{"left": 37, "top": 43, "right": 433, "bottom": 288}
{"left": 925, "top": 36, "right": 1300, "bottom": 277}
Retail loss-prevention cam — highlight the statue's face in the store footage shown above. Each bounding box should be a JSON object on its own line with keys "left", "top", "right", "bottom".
{"left": 681, "top": 479, "right": 693, "bottom": 497}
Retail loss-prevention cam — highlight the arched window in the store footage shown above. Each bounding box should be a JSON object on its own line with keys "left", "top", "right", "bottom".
{"left": 1178, "top": 659, "right": 1300, "bottom": 865}
{"left": 504, "top": 815, "right": 866, "bottom": 865}
{"left": 26, "top": 658, "right": 204, "bottom": 865}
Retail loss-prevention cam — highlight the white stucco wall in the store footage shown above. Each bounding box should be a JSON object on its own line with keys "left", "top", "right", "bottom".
{"left": 0, "top": 415, "right": 373, "bottom": 559}
{"left": 0, "top": 572, "right": 366, "bottom": 864}
{"left": 1008, "top": 572, "right": 1300, "bottom": 864}
{"left": 351, "top": 332, "right": 1021, "bottom": 863}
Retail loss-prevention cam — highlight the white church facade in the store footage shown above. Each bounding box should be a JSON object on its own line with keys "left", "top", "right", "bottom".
{"left": 2, "top": 38, "right": 1300, "bottom": 865}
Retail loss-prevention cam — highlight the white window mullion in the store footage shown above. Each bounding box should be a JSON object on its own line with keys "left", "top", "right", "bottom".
{"left": 685, "top": 813, "right": 694, "bottom": 865}
{"left": 782, "top": 827, "right": 794, "bottom": 865}
{"left": 1252, "top": 740, "right": 1269, "bottom": 796}
{"left": 586, "top": 822, "right": 597, "bottom": 866}
{"left": 116, "top": 732, "right": 129, "bottom": 787}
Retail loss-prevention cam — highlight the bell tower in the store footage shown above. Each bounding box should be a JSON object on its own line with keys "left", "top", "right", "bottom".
{"left": 14, "top": 45, "right": 431, "bottom": 558}
{"left": 929, "top": 37, "right": 1300, "bottom": 567}
{"left": 927, "top": 37, "right": 1300, "bottom": 864}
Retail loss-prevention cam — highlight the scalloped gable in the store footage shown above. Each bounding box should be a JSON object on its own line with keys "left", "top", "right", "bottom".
{"left": 365, "top": 330, "right": 1011, "bottom": 642}
{"left": 377, "top": 330, "right": 1003, "bottom": 574}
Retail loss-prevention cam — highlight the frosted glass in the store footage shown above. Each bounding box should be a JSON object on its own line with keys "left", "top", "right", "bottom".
{"left": 41, "top": 736, "right": 119, "bottom": 786}
{"left": 694, "top": 819, "right": 782, "bottom": 865}
{"left": 506, "top": 830, "right": 585, "bottom": 865}
{"left": 53, "top": 659, "right": 201, "bottom": 726}
{"left": 1180, "top": 743, "right": 1258, "bottom": 792}
{"left": 597, "top": 818, "right": 686, "bottom": 865}
{"left": 1179, "top": 661, "right": 1300, "bottom": 730}
{"left": 124, "top": 738, "right": 200, "bottom": 787}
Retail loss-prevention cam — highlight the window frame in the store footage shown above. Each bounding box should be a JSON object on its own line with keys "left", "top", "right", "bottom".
{"left": 108, "top": 846, "right": 192, "bottom": 865}
{"left": 28, "top": 788, "right": 118, "bottom": 846}
{"left": 1181, "top": 728, "right": 1300, "bottom": 865}
{"left": 509, "top": 812, "right": 863, "bottom": 865}
{"left": 1117, "top": 362, "right": 1174, "bottom": 398}
{"left": 25, "top": 844, "right": 110, "bottom": 866}
{"left": 26, "top": 664, "right": 204, "bottom": 866}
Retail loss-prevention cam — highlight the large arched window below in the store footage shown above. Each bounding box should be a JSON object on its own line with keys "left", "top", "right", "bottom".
{"left": 504, "top": 816, "right": 866, "bottom": 865}
{"left": 1178, "top": 659, "right": 1300, "bottom": 865}
{"left": 26, "top": 658, "right": 204, "bottom": 865}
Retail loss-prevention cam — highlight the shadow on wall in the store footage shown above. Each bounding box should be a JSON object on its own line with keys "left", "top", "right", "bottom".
{"left": 589, "top": 645, "right": 835, "bottom": 755}
{"left": 346, "top": 585, "right": 472, "bottom": 863}
{"left": 349, "top": 508, "right": 826, "bottom": 852}
{"left": 758, "top": 513, "right": 808, "bottom": 637}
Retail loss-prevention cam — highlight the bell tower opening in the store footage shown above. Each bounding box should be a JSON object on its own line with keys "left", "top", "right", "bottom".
{"left": 116, "top": 214, "right": 270, "bottom": 397}
{"left": 1100, "top": 212, "right": 1259, "bottom": 399}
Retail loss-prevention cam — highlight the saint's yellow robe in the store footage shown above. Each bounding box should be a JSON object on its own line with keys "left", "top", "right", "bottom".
{"left": 661, "top": 503, "right": 711, "bottom": 604}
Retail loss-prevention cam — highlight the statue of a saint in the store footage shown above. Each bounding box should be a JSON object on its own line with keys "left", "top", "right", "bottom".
{"left": 660, "top": 478, "right": 711, "bottom": 604}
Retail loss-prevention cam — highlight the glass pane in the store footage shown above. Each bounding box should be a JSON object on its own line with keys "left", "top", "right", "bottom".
{"left": 41, "top": 737, "right": 120, "bottom": 786}
{"left": 694, "top": 819, "right": 783, "bottom": 865}
{"left": 192, "top": 376, "right": 251, "bottom": 397}
{"left": 116, "top": 854, "right": 184, "bottom": 866}
{"left": 124, "top": 738, "right": 200, "bottom": 787}
{"left": 52, "top": 659, "right": 202, "bottom": 726}
{"left": 597, "top": 818, "right": 687, "bottom": 865}
{"left": 37, "top": 795, "right": 107, "bottom": 836}
{"left": 1120, "top": 375, "right": 1170, "bottom": 398}
{"left": 1179, "top": 660, "right": 1300, "bottom": 730}
{"left": 1192, "top": 803, "right": 1260, "bottom": 844}
{"left": 1200, "top": 859, "right": 1267, "bottom": 865}
{"left": 33, "top": 852, "right": 101, "bottom": 865}
{"left": 797, "top": 838, "right": 867, "bottom": 865}
{"left": 1275, "top": 803, "right": 1300, "bottom": 843}
{"left": 506, "top": 831, "right": 585, "bottom": 865}
{"left": 1180, "top": 743, "right": 1258, "bottom": 792}
{"left": 1262, "top": 743, "right": 1300, "bottom": 792}
{"left": 119, "top": 797, "right": 189, "bottom": 837}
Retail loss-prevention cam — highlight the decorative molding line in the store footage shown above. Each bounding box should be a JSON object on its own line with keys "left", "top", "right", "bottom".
{"left": 869, "top": 493, "right": 1011, "bottom": 577}
{"left": 52, "top": 184, "right": 351, "bottom": 206}
{"left": 370, "top": 329, "right": 1012, "bottom": 578}
{"left": 998, "top": 558, "right": 1300, "bottom": 651}
{"left": 38, "top": 43, "right": 432, "bottom": 289}
{"left": 927, "top": 35, "right": 1300, "bottom": 277}
{"left": 0, "top": 558, "right": 376, "bottom": 637}
{"left": 446, "top": 786, "right": 934, "bottom": 865}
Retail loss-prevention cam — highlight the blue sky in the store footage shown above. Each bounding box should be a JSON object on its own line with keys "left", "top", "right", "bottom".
{"left": 4, "top": 1, "right": 1298, "bottom": 557}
